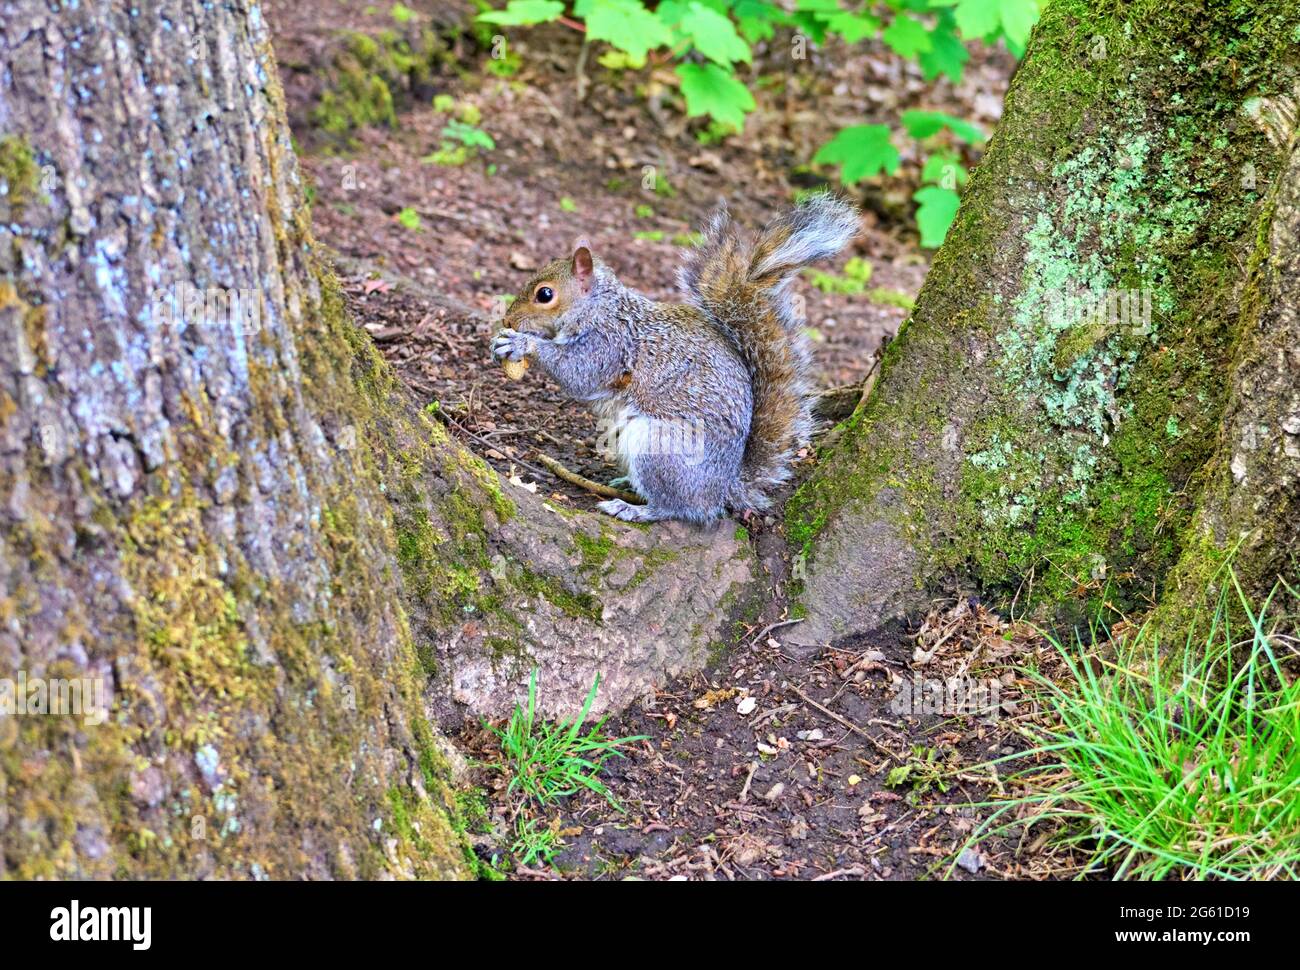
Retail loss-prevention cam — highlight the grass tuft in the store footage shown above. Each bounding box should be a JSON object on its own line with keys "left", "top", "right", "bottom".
{"left": 966, "top": 571, "right": 1300, "bottom": 880}
{"left": 487, "top": 668, "right": 646, "bottom": 867}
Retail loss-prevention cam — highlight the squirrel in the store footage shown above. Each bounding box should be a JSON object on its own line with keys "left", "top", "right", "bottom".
{"left": 492, "top": 193, "right": 860, "bottom": 524}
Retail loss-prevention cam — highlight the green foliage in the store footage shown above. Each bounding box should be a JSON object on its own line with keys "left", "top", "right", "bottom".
{"left": 886, "top": 745, "right": 953, "bottom": 795}
{"left": 443, "top": 118, "right": 496, "bottom": 151}
{"left": 967, "top": 575, "right": 1300, "bottom": 880}
{"left": 580, "top": 0, "right": 674, "bottom": 63}
{"left": 478, "top": 0, "right": 566, "bottom": 25}
{"left": 474, "top": 0, "right": 1043, "bottom": 248}
{"left": 511, "top": 816, "right": 563, "bottom": 866}
{"left": 812, "top": 124, "right": 900, "bottom": 183}
{"left": 935, "top": 0, "right": 1039, "bottom": 51}
{"left": 919, "top": 13, "right": 969, "bottom": 81}
{"left": 396, "top": 206, "right": 422, "bottom": 230}
{"left": 677, "top": 61, "right": 755, "bottom": 129}
{"left": 881, "top": 14, "right": 931, "bottom": 58}
{"left": 422, "top": 119, "right": 494, "bottom": 166}
{"left": 913, "top": 185, "right": 961, "bottom": 247}
{"left": 806, "top": 254, "right": 873, "bottom": 293}
{"left": 669, "top": 2, "right": 753, "bottom": 65}
{"left": 920, "top": 150, "right": 967, "bottom": 186}
{"left": 901, "top": 109, "right": 986, "bottom": 144}
{"left": 488, "top": 669, "right": 647, "bottom": 809}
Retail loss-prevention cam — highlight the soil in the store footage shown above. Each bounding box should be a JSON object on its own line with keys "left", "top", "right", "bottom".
{"left": 265, "top": 0, "right": 1055, "bottom": 880}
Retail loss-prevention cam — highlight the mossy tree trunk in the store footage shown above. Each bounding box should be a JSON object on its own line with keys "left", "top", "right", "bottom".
{"left": 1155, "top": 121, "right": 1300, "bottom": 632}
{"left": 786, "top": 0, "right": 1300, "bottom": 648}
{"left": 0, "top": 0, "right": 752, "bottom": 879}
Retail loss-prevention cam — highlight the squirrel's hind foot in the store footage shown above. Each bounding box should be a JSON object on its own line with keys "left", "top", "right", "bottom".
{"left": 597, "top": 499, "right": 667, "bottom": 523}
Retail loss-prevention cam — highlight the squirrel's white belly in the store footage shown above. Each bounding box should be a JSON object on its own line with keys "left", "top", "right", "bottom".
{"left": 593, "top": 403, "right": 645, "bottom": 490}
{"left": 598, "top": 402, "right": 712, "bottom": 498}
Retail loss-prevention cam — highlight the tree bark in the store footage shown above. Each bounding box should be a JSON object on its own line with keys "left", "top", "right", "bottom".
{"left": 0, "top": 0, "right": 752, "bottom": 879}
{"left": 786, "top": 0, "right": 1300, "bottom": 647}
{"left": 1155, "top": 115, "right": 1300, "bottom": 631}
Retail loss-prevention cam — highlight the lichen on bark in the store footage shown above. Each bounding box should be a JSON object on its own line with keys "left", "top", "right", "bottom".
{"left": 787, "top": 0, "right": 1300, "bottom": 647}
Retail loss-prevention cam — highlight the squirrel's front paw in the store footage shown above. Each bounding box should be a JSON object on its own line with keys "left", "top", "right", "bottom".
{"left": 492, "top": 328, "right": 536, "bottom": 362}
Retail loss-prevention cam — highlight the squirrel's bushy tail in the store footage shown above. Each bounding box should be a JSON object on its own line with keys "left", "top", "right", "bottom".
{"left": 679, "top": 193, "right": 859, "bottom": 510}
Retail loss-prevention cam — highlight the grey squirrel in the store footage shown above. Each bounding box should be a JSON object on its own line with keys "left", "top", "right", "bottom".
{"left": 492, "top": 193, "right": 860, "bottom": 523}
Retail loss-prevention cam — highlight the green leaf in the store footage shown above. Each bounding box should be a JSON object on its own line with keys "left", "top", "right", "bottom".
{"left": 881, "top": 15, "right": 932, "bottom": 59}
{"left": 477, "top": 0, "right": 565, "bottom": 26}
{"left": 443, "top": 120, "right": 496, "bottom": 151}
{"left": 391, "top": 3, "right": 416, "bottom": 23}
{"left": 998, "top": 0, "right": 1040, "bottom": 47}
{"left": 918, "top": 23, "right": 968, "bottom": 83}
{"left": 676, "top": 62, "right": 756, "bottom": 129}
{"left": 733, "top": 0, "right": 787, "bottom": 42}
{"left": 921, "top": 151, "right": 967, "bottom": 187}
{"left": 822, "top": 12, "right": 880, "bottom": 43}
{"left": 655, "top": 0, "right": 728, "bottom": 19}
{"left": 582, "top": 0, "right": 673, "bottom": 62}
{"left": 678, "top": 2, "right": 752, "bottom": 65}
{"left": 789, "top": 0, "right": 839, "bottom": 42}
{"left": 598, "top": 49, "right": 647, "bottom": 69}
{"left": 813, "top": 125, "right": 900, "bottom": 183}
{"left": 652, "top": 0, "right": 688, "bottom": 25}
{"left": 913, "top": 185, "right": 961, "bottom": 248}
{"left": 901, "top": 109, "right": 986, "bottom": 144}
{"left": 937, "top": 0, "right": 1041, "bottom": 47}
{"left": 397, "top": 207, "right": 422, "bottom": 231}
{"left": 946, "top": 0, "right": 1001, "bottom": 39}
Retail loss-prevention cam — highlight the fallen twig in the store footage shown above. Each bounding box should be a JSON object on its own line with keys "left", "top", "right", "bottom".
{"left": 535, "top": 453, "right": 643, "bottom": 503}
{"left": 737, "top": 760, "right": 759, "bottom": 803}
{"left": 813, "top": 865, "right": 867, "bottom": 881}
{"left": 790, "top": 686, "right": 904, "bottom": 764}
{"left": 746, "top": 617, "right": 803, "bottom": 648}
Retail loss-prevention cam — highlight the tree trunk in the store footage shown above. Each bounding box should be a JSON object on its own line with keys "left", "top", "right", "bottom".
{"left": 786, "top": 0, "right": 1300, "bottom": 648}
{"left": 1155, "top": 116, "right": 1300, "bottom": 632}
{"left": 0, "top": 0, "right": 752, "bottom": 879}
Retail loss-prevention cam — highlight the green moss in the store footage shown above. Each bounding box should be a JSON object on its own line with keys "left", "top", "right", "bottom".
{"left": 0, "top": 36, "right": 475, "bottom": 881}
{"left": 573, "top": 527, "right": 616, "bottom": 573}
{"left": 511, "top": 567, "right": 603, "bottom": 622}
{"left": 789, "top": 0, "right": 1299, "bottom": 623}
{"left": 0, "top": 134, "right": 40, "bottom": 212}
{"left": 310, "top": 27, "right": 453, "bottom": 141}
{"left": 625, "top": 547, "right": 679, "bottom": 591}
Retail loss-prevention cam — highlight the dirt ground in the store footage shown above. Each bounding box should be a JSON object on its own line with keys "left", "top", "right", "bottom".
{"left": 265, "top": 1, "right": 1064, "bottom": 880}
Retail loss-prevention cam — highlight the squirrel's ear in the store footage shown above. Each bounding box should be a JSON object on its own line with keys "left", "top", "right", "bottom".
{"left": 572, "top": 240, "right": 594, "bottom": 294}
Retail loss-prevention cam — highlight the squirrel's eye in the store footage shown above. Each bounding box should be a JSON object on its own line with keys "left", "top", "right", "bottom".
{"left": 535, "top": 286, "right": 554, "bottom": 304}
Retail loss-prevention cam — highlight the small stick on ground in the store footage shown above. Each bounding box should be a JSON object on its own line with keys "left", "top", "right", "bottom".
{"left": 813, "top": 865, "right": 868, "bottom": 881}
{"left": 746, "top": 617, "right": 803, "bottom": 648}
{"left": 790, "top": 686, "right": 904, "bottom": 764}
{"left": 535, "top": 453, "right": 643, "bottom": 503}
{"left": 738, "top": 760, "right": 759, "bottom": 803}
